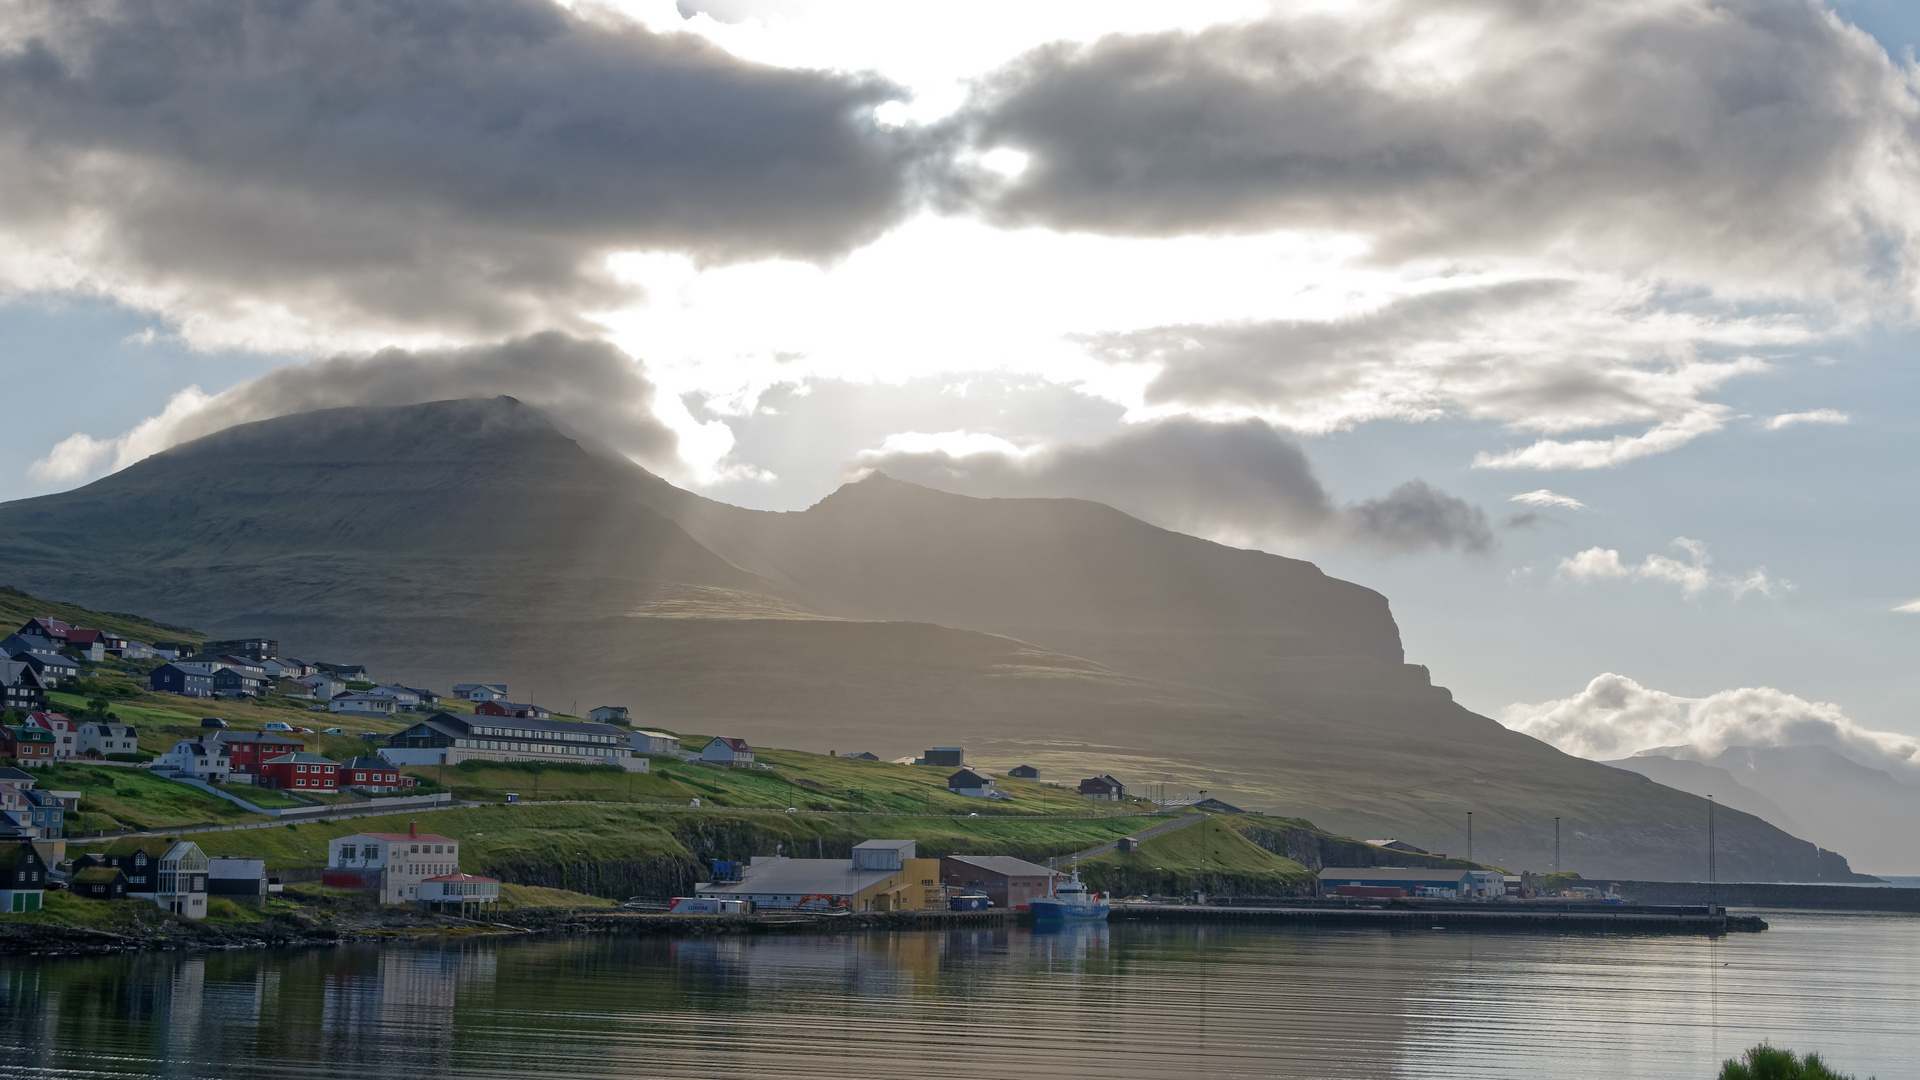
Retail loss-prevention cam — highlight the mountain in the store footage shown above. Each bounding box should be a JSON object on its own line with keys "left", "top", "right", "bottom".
{"left": 0, "top": 397, "right": 1864, "bottom": 881}
{"left": 1601, "top": 755, "right": 1807, "bottom": 837}
{"left": 1620, "top": 745, "right": 1920, "bottom": 876}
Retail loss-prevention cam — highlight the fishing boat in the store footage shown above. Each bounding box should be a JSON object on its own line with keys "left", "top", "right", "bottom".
{"left": 1028, "top": 864, "right": 1110, "bottom": 922}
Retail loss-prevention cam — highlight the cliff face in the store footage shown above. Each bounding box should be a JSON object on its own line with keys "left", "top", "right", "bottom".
{"left": 0, "top": 397, "right": 1864, "bottom": 881}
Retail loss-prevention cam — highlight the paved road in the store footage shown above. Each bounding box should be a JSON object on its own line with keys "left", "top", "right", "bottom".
{"left": 1054, "top": 813, "right": 1208, "bottom": 865}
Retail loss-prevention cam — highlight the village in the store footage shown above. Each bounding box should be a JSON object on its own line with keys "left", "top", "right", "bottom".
{"left": 1, "top": 611, "right": 1580, "bottom": 928}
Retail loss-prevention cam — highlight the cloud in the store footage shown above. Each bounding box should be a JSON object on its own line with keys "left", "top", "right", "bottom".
{"left": 1511, "top": 489, "right": 1586, "bottom": 511}
{"left": 957, "top": 0, "right": 1920, "bottom": 303}
{"left": 1764, "top": 408, "right": 1851, "bottom": 430}
{"left": 1472, "top": 407, "right": 1734, "bottom": 470}
{"left": 1895, "top": 599, "right": 1920, "bottom": 614}
{"left": 856, "top": 416, "right": 1492, "bottom": 553}
{"left": 0, "top": 0, "right": 917, "bottom": 348}
{"left": 29, "top": 332, "right": 678, "bottom": 480}
{"left": 1500, "top": 672, "right": 1920, "bottom": 783}
{"left": 1557, "top": 537, "right": 1788, "bottom": 599}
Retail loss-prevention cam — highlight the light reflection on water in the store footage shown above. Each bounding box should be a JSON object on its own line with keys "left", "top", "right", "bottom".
{"left": 1, "top": 913, "right": 1915, "bottom": 1079}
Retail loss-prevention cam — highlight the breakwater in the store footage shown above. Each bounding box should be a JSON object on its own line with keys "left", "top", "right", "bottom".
{"left": 1115, "top": 902, "right": 1765, "bottom": 933}
{"left": 1613, "top": 880, "right": 1920, "bottom": 912}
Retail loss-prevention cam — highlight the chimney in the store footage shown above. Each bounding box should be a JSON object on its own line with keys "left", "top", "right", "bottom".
{"left": 409, "top": 820, "right": 418, "bottom": 838}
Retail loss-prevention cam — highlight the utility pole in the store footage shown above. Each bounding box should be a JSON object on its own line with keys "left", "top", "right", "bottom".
{"left": 1466, "top": 811, "right": 1474, "bottom": 864}
{"left": 1707, "top": 795, "right": 1717, "bottom": 908}
{"left": 1554, "top": 817, "right": 1561, "bottom": 875}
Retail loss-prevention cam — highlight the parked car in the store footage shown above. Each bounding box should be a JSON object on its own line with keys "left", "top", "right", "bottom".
{"left": 308, "top": 705, "right": 326, "bottom": 712}
{"left": 294, "top": 727, "right": 315, "bottom": 734}
{"left": 200, "top": 717, "right": 229, "bottom": 729}
{"left": 263, "top": 721, "right": 294, "bottom": 732}
{"left": 323, "top": 727, "right": 345, "bottom": 735}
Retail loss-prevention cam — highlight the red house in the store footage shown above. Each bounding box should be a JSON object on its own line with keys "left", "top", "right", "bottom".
{"left": 258, "top": 752, "right": 338, "bottom": 791}
{"left": 339, "top": 756, "right": 417, "bottom": 793}
{"left": 210, "top": 731, "right": 304, "bottom": 775}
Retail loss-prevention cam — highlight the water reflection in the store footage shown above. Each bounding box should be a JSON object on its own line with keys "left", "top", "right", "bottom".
{"left": 1, "top": 915, "right": 1916, "bottom": 1079}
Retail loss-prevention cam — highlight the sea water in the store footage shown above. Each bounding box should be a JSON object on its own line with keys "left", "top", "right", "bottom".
{"left": 1, "top": 913, "right": 1914, "bottom": 1079}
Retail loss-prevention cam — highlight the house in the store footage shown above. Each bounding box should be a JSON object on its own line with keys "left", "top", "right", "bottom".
{"left": 149, "top": 662, "right": 219, "bottom": 698}
{"left": 154, "top": 737, "right": 232, "bottom": 781}
{"left": 699, "top": 737, "right": 754, "bottom": 767}
{"left": 151, "top": 642, "right": 193, "bottom": 660}
{"left": 0, "top": 840, "right": 48, "bottom": 912}
{"left": 204, "top": 638, "right": 278, "bottom": 661}
{"left": 98, "top": 837, "right": 210, "bottom": 917}
{"left": 0, "top": 660, "right": 48, "bottom": 714}
{"left": 381, "top": 713, "right": 645, "bottom": 771}
{"left": 923, "top": 748, "right": 965, "bottom": 767}
{"left": 843, "top": 751, "right": 880, "bottom": 761}
{"left": 418, "top": 872, "right": 501, "bottom": 912}
{"left": 588, "top": 706, "right": 630, "bottom": 725}
{"left": 1007, "top": 765, "right": 1040, "bottom": 779}
{"left": 0, "top": 768, "right": 63, "bottom": 837}
{"left": 258, "top": 752, "right": 338, "bottom": 791}
{"left": 210, "top": 666, "right": 270, "bottom": 698}
{"left": 947, "top": 768, "right": 1005, "bottom": 799}
{"left": 371, "top": 685, "right": 422, "bottom": 709}
{"left": 207, "top": 857, "right": 268, "bottom": 906}
{"left": 23, "top": 713, "right": 79, "bottom": 760}
{"left": 627, "top": 730, "right": 680, "bottom": 756}
{"left": 315, "top": 662, "right": 368, "bottom": 681}
{"left": 330, "top": 690, "right": 400, "bottom": 715}
{"left": 63, "top": 630, "right": 106, "bottom": 661}
{"left": 76, "top": 720, "right": 140, "bottom": 759}
{"left": 1078, "top": 775, "right": 1128, "bottom": 800}
{"left": 696, "top": 840, "right": 944, "bottom": 912}
{"left": 940, "top": 854, "right": 1057, "bottom": 910}
{"left": 16, "top": 617, "right": 72, "bottom": 643}
{"left": 258, "top": 657, "right": 314, "bottom": 679}
{"left": 2, "top": 725, "right": 57, "bottom": 767}
{"left": 207, "top": 731, "right": 304, "bottom": 774}
{"left": 71, "top": 864, "right": 129, "bottom": 901}
{"left": 453, "top": 683, "right": 508, "bottom": 702}
{"left": 0, "top": 633, "right": 59, "bottom": 657}
{"left": 324, "top": 823, "right": 462, "bottom": 903}
{"left": 293, "top": 674, "right": 346, "bottom": 701}
{"left": 473, "top": 699, "right": 552, "bottom": 720}
{"left": 339, "top": 756, "right": 417, "bottom": 793}
{"left": 1365, "top": 839, "right": 1433, "bottom": 856}
{"left": 13, "top": 650, "right": 81, "bottom": 687}
{"left": 101, "top": 634, "right": 154, "bottom": 660}
{"left": 1318, "top": 867, "right": 1502, "bottom": 899}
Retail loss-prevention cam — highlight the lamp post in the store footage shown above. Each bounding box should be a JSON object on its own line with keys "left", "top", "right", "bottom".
{"left": 1554, "top": 817, "right": 1561, "bottom": 875}
{"left": 1466, "top": 811, "right": 1474, "bottom": 865}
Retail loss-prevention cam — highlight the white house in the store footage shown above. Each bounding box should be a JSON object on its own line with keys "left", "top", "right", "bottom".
{"left": 77, "top": 721, "right": 140, "bottom": 758}
{"left": 418, "top": 872, "right": 500, "bottom": 912}
{"left": 24, "top": 712, "right": 79, "bottom": 760}
{"left": 453, "top": 683, "right": 508, "bottom": 702}
{"left": 294, "top": 674, "right": 345, "bottom": 700}
{"left": 155, "top": 738, "right": 232, "bottom": 781}
{"left": 628, "top": 730, "right": 680, "bottom": 756}
{"left": 588, "top": 706, "right": 629, "bottom": 724}
{"left": 372, "top": 685, "right": 422, "bottom": 708}
{"left": 330, "top": 690, "right": 399, "bottom": 715}
{"left": 946, "top": 768, "right": 1008, "bottom": 799}
{"left": 699, "top": 737, "right": 754, "bottom": 767}
{"left": 326, "top": 824, "right": 463, "bottom": 904}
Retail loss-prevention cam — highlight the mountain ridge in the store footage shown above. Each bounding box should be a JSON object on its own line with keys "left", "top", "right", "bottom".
{"left": 0, "top": 396, "right": 1863, "bottom": 881}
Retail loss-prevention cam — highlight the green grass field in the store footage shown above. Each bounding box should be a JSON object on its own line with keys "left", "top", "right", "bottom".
{"left": 29, "top": 762, "right": 265, "bottom": 831}
{"left": 1080, "top": 816, "right": 1317, "bottom": 895}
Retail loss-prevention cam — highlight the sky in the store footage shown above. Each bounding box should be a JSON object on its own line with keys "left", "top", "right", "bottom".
{"left": 2, "top": 0, "right": 1919, "bottom": 771}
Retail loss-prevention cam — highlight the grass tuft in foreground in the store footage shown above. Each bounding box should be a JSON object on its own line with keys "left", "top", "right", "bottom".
{"left": 1720, "top": 1044, "right": 1864, "bottom": 1080}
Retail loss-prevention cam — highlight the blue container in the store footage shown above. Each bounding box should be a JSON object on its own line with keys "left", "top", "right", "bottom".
{"left": 949, "top": 894, "right": 992, "bottom": 912}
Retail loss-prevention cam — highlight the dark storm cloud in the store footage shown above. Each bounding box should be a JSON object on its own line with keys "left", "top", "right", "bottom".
{"left": 860, "top": 417, "right": 1492, "bottom": 554}
{"left": 955, "top": 0, "right": 1917, "bottom": 294}
{"left": 0, "top": 0, "right": 917, "bottom": 335}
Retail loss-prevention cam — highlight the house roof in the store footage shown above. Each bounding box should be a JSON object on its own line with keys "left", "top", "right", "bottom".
{"left": 209, "top": 731, "right": 303, "bottom": 746}
{"left": 22, "top": 618, "right": 71, "bottom": 637}
{"left": 947, "top": 768, "right": 990, "bottom": 786}
{"left": 72, "top": 866, "right": 124, "bottom": 884}
{"left": 417, "top": 712, "right": 622, "bottom": 740}
{"left": 707, "top": 737, "right": 751, "bottom": 752}
{"left": 423, "top": 873, "right": 499, "bottom": 883}
{"left": 101, "top": 836, "right": 175, "bottom": 858}
{"left": 700, "top": 857, "right": 897, "bottom": 898}
{"left": 853, "top": 839, "right": 916, "bottom": 853}
{"left": 7, "top": 727, "right": 54, "bottom": 742}
{"left": 944, "top": 854, "right": 1056, "bottom": 878}
{"left": 66, "top": 629, "right": 102, "bottom": 645}
{"left": 1317, "top": 867, "right": 1472, "bottom": 883}
{"left": 340, "top": 757, "right": 397, "bottom": 771}
{"left": 0, "top": 842, "right": 42, "bottom": 869}
{"left": 263, "top": 752, "right": 336, "bottom": 765}
{"left": 0, "top": 767, "right": 34, "bottom": 783}
{"left": 0, "top": 660, "right": 44, "bottom": 687}
{"left": 351, "top": 832, "right": 457, "bottom": 844}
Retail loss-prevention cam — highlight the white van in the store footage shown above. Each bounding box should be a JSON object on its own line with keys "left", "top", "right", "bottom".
{"left": 263, "top": 721, "right": 294, "bottom": 733}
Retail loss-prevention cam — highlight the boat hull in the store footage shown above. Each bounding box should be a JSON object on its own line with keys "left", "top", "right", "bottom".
{"left": 1027, "top": 897, "right": 1111, "bottom": 922}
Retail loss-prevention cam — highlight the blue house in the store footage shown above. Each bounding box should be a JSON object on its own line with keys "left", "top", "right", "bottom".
{"left": 150, "top": 662, "right": 218, "bottom": 698}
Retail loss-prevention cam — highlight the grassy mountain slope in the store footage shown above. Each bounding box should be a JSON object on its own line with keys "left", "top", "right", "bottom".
{"left": 0, "top": 398, "right": 1862, "bottom": 881}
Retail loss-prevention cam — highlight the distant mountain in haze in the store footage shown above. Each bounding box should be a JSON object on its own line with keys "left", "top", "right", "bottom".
{"left": 0, "top": 397, "right": 1864, "bottom": 881}
{"left": 1614, "top": 744, "right": 1920, "bottom": 875}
